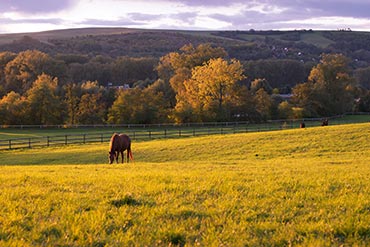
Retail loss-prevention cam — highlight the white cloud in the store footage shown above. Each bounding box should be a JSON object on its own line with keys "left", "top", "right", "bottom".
{"left": 1, "top": 0, "right": 370, "bottom": 33}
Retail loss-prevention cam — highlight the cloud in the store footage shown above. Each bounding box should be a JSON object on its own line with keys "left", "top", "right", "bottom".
{"left": 0, "top": 0, "right": 75, "bottom": 14}
{"left": 1, "top": 0, "right": 370, "bottom": 33}
{"left": 78, "top": 18, "right": 145, "bottom": 27}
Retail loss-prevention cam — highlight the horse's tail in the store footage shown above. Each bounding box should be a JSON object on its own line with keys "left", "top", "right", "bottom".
{"left": 128, "top": 149, "right": 134, "bottom": 162}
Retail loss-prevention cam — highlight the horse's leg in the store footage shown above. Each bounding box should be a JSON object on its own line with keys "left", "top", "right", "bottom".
{"left": 115, "top": 151, "right": 119, "bottom": 163}
{"left": 127, "top": 149, "right": 130, "bottom": 163}
{"left": 121, "top": 151, "right": 124, "bottom": 163}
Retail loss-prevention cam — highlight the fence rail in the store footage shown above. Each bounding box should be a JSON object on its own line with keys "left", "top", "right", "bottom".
{"left": 1, "top": 115, "right": 369, "bottom": 151}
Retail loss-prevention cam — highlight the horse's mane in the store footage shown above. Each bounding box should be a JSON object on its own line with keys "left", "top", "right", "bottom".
{"left": 109, "top": 133, "right": 119, "bottom": 152}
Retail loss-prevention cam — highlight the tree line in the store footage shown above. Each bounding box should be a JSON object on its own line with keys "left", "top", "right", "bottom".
{"left": 0, "top": 44, "right": 369, "bottom": 125}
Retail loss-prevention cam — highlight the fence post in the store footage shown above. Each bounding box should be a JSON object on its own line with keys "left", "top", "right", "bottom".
{"left": 164, "top": 129, "right": 167, "bottom": 138}
{"left": 65, "top": 135, "right": 68, "bottom": 145}
{"left": 179, "top": 129, "right": 181, "bottom": 137}
{"left": 29, "top": 138, "right": 31, "bottom": 148}
{"left": 47, "top": 136, "right": 50, "bottom": 147}
{"left": 9, "top": 140, "right": 11, "bottom": 149}
{"left": 83, "top": 134, "right": 86, "bottom": 144}
{"left": 101, "top": 134, "right": 104, "bottom": 143}
{"left": 149, "top": 131, "right": 152, "bottom": 139}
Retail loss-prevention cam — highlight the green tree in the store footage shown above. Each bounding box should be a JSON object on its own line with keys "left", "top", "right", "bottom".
{"left": 26, "top": 73, "right": 63, "bottom": 125}
{"left": 291, "top": 82, "right": 317, "bottom": 117}
{"left": 111, "top": 56, "right": 157, "bottom": 86}
{"left": 64, "top": 83, "right": 81, "bottom": 125}
{"left": 243, "top": 59, "right": 309, "bottom": 91}
{"left": 354, "top": 66, "right": 370, "bottom": 89}
{"left": 228, "top": 85, "right": 258, "bottom": 121}
{"left": 292, "top": 54, "right": 355, "bottom": 116}
{"left": 108, "top": 88, "right": 168, "bottom": 124}
{"left": 254, "top": 88, "right": 274, "bottom": 120}
{"left": 76, "top": 93, "right": 106, "bottom": 124}
{"left": 278, "top": 101, "right": 293, "bottom": 119}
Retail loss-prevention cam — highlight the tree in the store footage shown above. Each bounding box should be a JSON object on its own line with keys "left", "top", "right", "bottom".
{"left": 156, "top": 43, "right": 228, "bottom": 105}
{"left": 0, "top": 52, "right": 17, "bottom": 97}
{"left": 254, "top": 88, "right": 274, "bottom": 120}
{"left": 26, "top": 73, "right": 63, "bottom": 125}
{"left": 278, "top": 101, "right": 293, "bottom": 119}
{"left": 0, "top": 91, "right": 28, "bottom": 125}
{"left": 4, "top": 50, "right": 67, "bottom": 94}
{"left": 76, "top": 93, "right": 106, "bottom": 124}
{"left": 64, "top": 83, "right": 82, "bottom": 125}
{"left": 111, "top": 56, "right": 157, "bottom": 86}
{"left": 228, "top": 85, "right": 258, "bottom": 121}
{"left": 354, "top": 66, "right": 370, "bottom": 89}
{"left": 243, "top": 59, "right": 309, "bottom": 90}
{"left": 292, "top": 54, "right": 355, "bottom": 116}
{"left": 250, "top": 78, "right": 273, "bottom": 94}
{"left": 174, "top": 58, "right": 245, "bottom": 122}
{"left": 291, "top": 82, "right": 318, "bottom": 117}
{"left": 107, "top": 88, "right": 168, "bottom": 124}
{"left": 309, "top": 54, "right": 354, "bottom": 115}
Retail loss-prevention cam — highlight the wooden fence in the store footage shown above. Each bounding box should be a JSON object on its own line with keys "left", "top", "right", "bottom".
{"left": 0, "top": 122, "right": 298, "bottom": 150}
{"left": 1, "top": 115, "right": 369, "bottom": 151}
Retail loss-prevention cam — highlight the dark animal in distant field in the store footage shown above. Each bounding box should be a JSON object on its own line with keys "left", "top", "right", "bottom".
{"left": 300, "top": 122, "right": 306, "bottom": 128}
{"left": 321, "top": 119, "right": 329, "bottom": 126}
{"left": 108, "top": 133, "right": 133, "bottom": 164}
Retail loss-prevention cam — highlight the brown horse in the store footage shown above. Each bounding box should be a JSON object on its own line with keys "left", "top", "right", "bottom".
{"left": 321, "top": 119, "right": 329, "bottom": 126}
{"left": 108, "top": 133, "right": 133, "bottom": 164}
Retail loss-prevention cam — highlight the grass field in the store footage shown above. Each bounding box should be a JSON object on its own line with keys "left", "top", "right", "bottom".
{"left": 0, "top": 123, "right": 370, "bottom": 246}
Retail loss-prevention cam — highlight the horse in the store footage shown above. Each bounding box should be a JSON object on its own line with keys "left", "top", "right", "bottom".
{"left": 321, "top": 119, "right": 329, "bottom": 126}
{"left": 108, "top": 133, "right": 133, "bottom": 164}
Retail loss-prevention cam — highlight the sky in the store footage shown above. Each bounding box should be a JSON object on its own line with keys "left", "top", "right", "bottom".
{"left": 1, "top": 0, "right": 370, "bottom": 34}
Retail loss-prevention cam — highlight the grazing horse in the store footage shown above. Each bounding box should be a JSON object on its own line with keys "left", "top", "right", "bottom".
{"left": 321, "top": 119, "right": 329, "bottom": 126}
{"left": 108, "top": 133, "right": 133, "bottom": 164}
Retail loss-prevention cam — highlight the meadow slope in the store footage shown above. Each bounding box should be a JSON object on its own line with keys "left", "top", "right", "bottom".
{"left": 0, "top": 123, "right": 369, "bottom": 246}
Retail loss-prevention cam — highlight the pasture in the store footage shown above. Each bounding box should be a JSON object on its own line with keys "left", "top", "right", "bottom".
{"left": 0, "top": 123, "right": 370, "bottom": 246}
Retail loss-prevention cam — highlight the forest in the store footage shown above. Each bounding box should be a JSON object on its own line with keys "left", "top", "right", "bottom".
{"left": 0, "top": 28, "right": 369, "bottom": 125}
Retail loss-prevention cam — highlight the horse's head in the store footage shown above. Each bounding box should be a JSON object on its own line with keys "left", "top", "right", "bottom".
{"left": 108, "top": 151, "right": 115, "bottom": 164}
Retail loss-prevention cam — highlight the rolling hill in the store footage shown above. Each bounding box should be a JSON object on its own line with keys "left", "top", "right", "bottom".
{"left": 0, "top": 123, "right": 369, "bottom": 246}
{"left": 1, "top": 27, "right": 370, "bottom": 66}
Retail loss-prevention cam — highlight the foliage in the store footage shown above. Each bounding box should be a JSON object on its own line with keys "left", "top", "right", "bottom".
{"left": 292, "top": 54, "right": 355, "bottom": 117}
{"left": 0, "top": 123, "right": 369, "bottom": 246}
{"left": 254, "top": 88, "right": 275, "bottom": 120}
{"left": 4, "top": 50, "right": 67, "bottom": 94}
{"left": 175, "top": 58, "right": 245, "bottom": 122}
{"left": 26, "top": 74, "right": 63, "bottom": 125}
{"left": 0, "top": 91, "right": 28, "bottom": 125}
{"left": 243, "top": 59, "right": 310, "bottom": 91}
{"left": 250, "top": 78, "right": 273, "bottom": 94}
{"left": 107, "top": 88, "right": 168, "bottom": 124}
{"left": 0, "top": 39, "right": 368, "bottom": 124}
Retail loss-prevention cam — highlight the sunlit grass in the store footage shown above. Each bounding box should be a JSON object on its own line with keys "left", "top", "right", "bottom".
{"left": 0, "top": 123, "right": 369, "bottom": 246}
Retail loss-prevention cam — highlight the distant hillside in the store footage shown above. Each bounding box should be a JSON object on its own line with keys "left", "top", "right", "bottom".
{"left": 1, "top": 28, "right": 370, "bottom": 66}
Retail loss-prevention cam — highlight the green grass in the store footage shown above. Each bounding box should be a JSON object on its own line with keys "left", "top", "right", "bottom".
{"left": 0, "top": 123, "right": 369, "bottom": 246}
{"left": 300, "top": 32, "right": 335, "bottom": 48}
{"left": 1, "top": 114, "right": 369, "bottom": 141}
